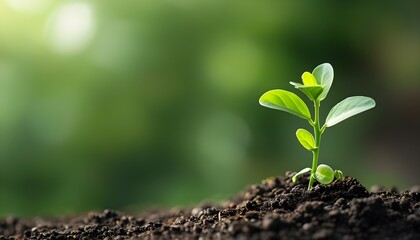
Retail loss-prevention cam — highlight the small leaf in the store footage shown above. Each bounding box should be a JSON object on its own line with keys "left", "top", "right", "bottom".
{"left": 325, "top": 96, "right": 376, "bottom": 127}
{"left": 312, "top": 63, "right": 334, "bottom": 101}
{"left": 296, "top": 128, "right": 316, "bottom": 151}
{"left": 290, "top": 82, "right": 324, "bottom": 101}
{"left": 301, "top": 72, "right": 318, "bottom": 86}
{"left": 259, "top": 89, "right": 311, "bottom": 120}
{"left": 315, "top": 164, "right": 334, "bottom": 184}
{"left": 334, "top": 170, "right": 344, "bottom": 181}
{"left": 292, "top": 168, "right": 311, "bottom": 183}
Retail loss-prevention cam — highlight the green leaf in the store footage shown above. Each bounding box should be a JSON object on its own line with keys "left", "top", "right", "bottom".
{"left": 312, "top": 63, "right": 334, "bottom": 101}
{"left": 315, "top": 164, "right": 334, "bottom": 184}
{"left": 325, "top": 96, "right": 376, "bottom": 127}
{"left": 290, "top": 82, "right": 324, "bottom": 101}
{"left": 259, "top": 90, "right": 311, "bottom": 120}
{"left": 301, "top": 72, "right": 318, "bottom": 86}
{"left": 292, "top": 168, "right": 311, "bottom": 183}
{"left": 296, "top": 128, "right": 316, "bottom": 151}
{"left": 334, "top": 170, "right": 344, "bottom": 181}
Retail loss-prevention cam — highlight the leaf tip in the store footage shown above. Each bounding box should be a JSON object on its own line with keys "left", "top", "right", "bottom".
{"left": 301, "top": 72, "right": 317, "bottom": 86}
{"left": 258, "top": 90, "right": 272, "bottom": 106}
{"left": 371, "top": 98, "right": 377, "bottom": 107}
{"left": 289, "top": 81, "right": 298, "bottom": 87}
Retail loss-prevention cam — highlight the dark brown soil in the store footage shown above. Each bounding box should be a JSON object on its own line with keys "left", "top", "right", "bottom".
{"left": 1, "top": 172, "right": 420, "bottom": 240}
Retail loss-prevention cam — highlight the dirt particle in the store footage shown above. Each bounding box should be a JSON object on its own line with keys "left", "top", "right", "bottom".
{"left": 399, "top": 196, "right": 410, "bottom": 209}
{"left": 302, "top": 222, "right": 313, "bottom": 231}
{"left": 407, "top": 214, "right": 420, "bottom": 223}
{"left": 313, "top": 228, "right": 333, "bottom": 240}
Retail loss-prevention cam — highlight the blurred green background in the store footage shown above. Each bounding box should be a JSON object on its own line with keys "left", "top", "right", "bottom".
{"left": 1, "top": 0, "right": 419, "bottom": 216}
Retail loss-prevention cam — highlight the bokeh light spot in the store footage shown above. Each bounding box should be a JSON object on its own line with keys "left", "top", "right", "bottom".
{"left": 45, "top": 2, "right": 95, "bottom": 54}
{"left": 5, "top": 0, "right": 51, "bottom": 13}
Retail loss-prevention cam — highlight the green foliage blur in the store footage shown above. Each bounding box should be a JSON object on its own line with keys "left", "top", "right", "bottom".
{"left": 1, "top": 1, "right": 419, "bottom": 216}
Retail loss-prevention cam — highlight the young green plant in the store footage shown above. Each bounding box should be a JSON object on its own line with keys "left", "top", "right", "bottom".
{"left": 259, "top": 63, "right": 375, "bottom": 190}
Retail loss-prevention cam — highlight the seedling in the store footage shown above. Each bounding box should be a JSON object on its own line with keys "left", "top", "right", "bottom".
{"left": 259, "top": 63, "right": 375, "bottom": 190}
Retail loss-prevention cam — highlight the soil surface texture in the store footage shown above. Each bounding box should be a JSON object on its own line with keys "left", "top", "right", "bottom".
{"left": 1, "top": 172, "right": 420, "bottom": 240}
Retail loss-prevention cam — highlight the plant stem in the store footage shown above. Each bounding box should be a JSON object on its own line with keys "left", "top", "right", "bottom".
{"left": 308, "top": 100, "right": 322, "bottom": 190}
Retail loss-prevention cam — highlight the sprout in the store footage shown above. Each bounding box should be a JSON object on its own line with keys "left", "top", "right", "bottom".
{"left": 259, "top": 63, "right": 375, "bottom": 190}
{"left": 315, "top": 164, "right": 334, "bottom": 184}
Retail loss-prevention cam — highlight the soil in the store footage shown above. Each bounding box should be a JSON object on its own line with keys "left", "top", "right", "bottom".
{"left": 1, "top": 172, "right": 419, "bottom": 240}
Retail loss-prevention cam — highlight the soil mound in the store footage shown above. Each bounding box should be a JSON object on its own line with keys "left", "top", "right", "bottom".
{"left": 1, "top": 173, "right": 419, "bottom": 239}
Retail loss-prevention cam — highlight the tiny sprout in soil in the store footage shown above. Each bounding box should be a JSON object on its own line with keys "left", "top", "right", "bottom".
{"left": 259, "top": 63, "right": 375, "bottom": 190}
